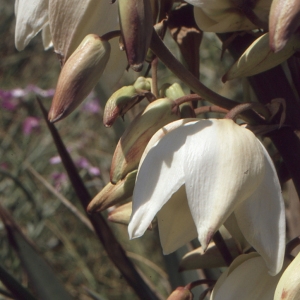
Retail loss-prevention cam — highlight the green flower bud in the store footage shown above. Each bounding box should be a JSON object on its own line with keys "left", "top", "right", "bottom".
{"left": 103, "top": 86, "right": 140, "bottom": 127}
{"left": 110, "top": 98, "right": 179, "bottom": 183}
{"left": 118, "top": 0, "right": 153, "bottom": 72}
{"left": 87, "top": 170, "right": 137, "bottom": 213}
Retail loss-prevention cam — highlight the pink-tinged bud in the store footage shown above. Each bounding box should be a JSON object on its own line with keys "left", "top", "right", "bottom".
{"left": 269, "top": 0, "right": 300, "bottom": 52}
{"left": 167, "top": 287, "right": 193, "bottom": 300}
{"left": 48, "top": 34, "right": 110, "bottom": 122}
{"left": 118, "top": 0, "right": 153, "bottom": 72}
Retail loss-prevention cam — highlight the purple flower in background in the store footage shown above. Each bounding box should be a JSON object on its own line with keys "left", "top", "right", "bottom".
{"left": 26, "top": 85, "right": 55, "bottom": 98}
{"left": 0, "top": 89, "right": 21, "bottom": 111}
{"left": 51, "top": 172, "right": 68, "bottom": 191}
{"left": 0, "top": 86, "right": 55, "bottom": 111}
{"left": 88, "top": 166, "right": 100, "bottom": 176}
{"left": 22, "top": 117, "right": 40, "bottom": 135}
{"left": 49, "top": 156, "right": 62, "bottom": 164}
{"left": 82, "top": 98, "right": 101, "bottom": 114}
{"left": 0, "top": 162, "right": 9, "bottom": 170}
{"left": 50, "top": 155, "right": 100, "bottom": 177}
{"left": 75, "top": 157, "right": 90, "bottom": 169}
{"left": 75, "top": 157, "right": 100, "bottom": 176}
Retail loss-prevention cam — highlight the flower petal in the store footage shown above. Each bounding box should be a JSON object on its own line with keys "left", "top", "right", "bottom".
{"left": 183, "top": 119, "right": 265, "bottom": 250}
{"left": 223, "top": 213, "right": 251, "bottom": 252}
{"left": 211, "top": 254, "right": 285, "bottom": 300}
{"left": 275, "top": 252, "right": 300, "bottom": 299}
{"left": 41, "top": 23, "right": 53, "bottom": 50}
{"left": 234, "top": 142, "right": 286, "bottom": 276}
{"left": 128, "top": 122, "right": 201, "bottom": 239}
{"left": 15, "top": 0, "right": 48, "bottom": 50}
{"left": 49, "top": 0, "right": 118, "bottom": 62}
{"left": 48, "top": 0, "right": 126, "bottom": 90}
{"left": 157, "top": 185, "right": 198, "bottom": 254}
{"left": 179, "top": 237, "right": 240, "bottom": 271}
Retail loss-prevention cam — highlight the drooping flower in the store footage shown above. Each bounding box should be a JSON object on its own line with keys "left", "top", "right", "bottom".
{"left": 186, "top": 0, "right": 272, "bottom": 33}
{"left": 128, "top": 118, "right": 285, "bottom": 275}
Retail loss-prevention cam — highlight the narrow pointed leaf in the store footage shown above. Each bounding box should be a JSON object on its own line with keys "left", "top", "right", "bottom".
{"left": 37, "top": 98, "right": 159, "bottom": 300}
{"left": 0, "top": 204, "right": 72, "bottom": 300}
{"left": 0, "top": 264, "right": 37, "bottom": 300}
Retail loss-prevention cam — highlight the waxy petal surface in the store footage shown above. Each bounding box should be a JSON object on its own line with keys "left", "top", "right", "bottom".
{"left": 211, "top": 254, "right": 286, "bottom": 300}
{"left": 183, "top": 120, "right": 265, "bottom": 249}
{"left": 128, "top": 122, "right": 190, "bottom": 239}
{"left": 15, "top": 0, "right": 48, "bottom": 50}
{"left": 157, "top": 185, "right": 198, "bottom": 254}
{"left": 275, "top": 252, "right": 300, "bottom": 299}
{"left": 235, "top": 142, "right": 286, "bottom": 276}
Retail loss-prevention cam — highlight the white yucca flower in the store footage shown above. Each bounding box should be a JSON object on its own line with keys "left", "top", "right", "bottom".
{"left": 128, "top": 118, "right": 285, "bottom": 275}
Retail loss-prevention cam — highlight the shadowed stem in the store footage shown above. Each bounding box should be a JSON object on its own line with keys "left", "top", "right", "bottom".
{"left": 286, "top": 236, "right": 300, "bottom": 255}
{"left": 149, "top": 30, "right": 262, "bottom": 124}
{"left": 225, "top": 102, "right": 270, "bottom": 121}
{"left": 174, "top": 94, "right": 204, "bottom": 106}
{"left": 195, "top": 105, "right": 229, "bottom": 116}
{"left": 185, "top": 279, "right": 215, "bottom": 290}
{"left": 151, "top": 57, "right": 159, "bottom": 98}
{"left": 213, "top": 231, "right": 233, "bottom": 266}
{"left": 37, "top": 98, "right": 161, "bottom": 300}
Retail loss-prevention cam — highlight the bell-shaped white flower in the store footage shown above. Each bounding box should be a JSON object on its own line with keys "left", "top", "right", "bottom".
{"left": 14, "top": 0, "right": 126, "bottom": 90}
{"left": 128, "top": 119, "right": 285, "bottom": 275}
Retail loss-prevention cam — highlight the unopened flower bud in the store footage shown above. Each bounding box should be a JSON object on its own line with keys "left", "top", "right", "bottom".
{"left": 133, "top": 77, "right": 152, "bottom": 91}
{"left": 103, "top": 86, "right": 140, "bottom": 127}
{"left": 269, "top": 0, "right": 300, "bottom": 52}
{"left": 110, "top": 98, "right": 179, "bottom": 183}
{"left": 87, "top": 170, "right": 137, "bottom": 213}
{"left": 118, "top": 0, "right": 153, "bottom": 72}
{"left": 48, "top": 34, "right": 110, "bottom": 122}
{"left": 223, "top": 33, "right": 300, "bottom": 81}
{"left": 107, "top": 202, "right": 132, "bottom": 226}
